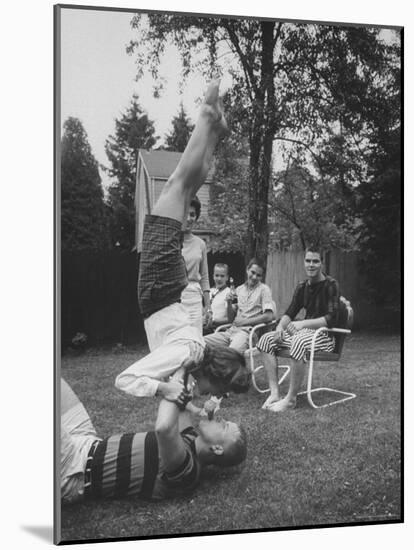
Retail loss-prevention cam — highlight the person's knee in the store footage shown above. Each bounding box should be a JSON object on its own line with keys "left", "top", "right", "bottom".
{"left": 229, "top": 341, "right": 248, "bottom": 354}
{"left": 291, "top": 330, "right": 308, "bottom": 346}
{"left": 229, "top": 332, "right": 249, "bottom": 354}
{"left": 204, "top": 331, "right": 229, "bottom": 348}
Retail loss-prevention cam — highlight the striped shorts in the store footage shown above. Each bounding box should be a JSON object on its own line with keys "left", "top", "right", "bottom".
{"left": 138, "top": 215, "right": 188, "bottom": 319}
{"left": 257, "top": 328, "right": 335, "bottom": 361}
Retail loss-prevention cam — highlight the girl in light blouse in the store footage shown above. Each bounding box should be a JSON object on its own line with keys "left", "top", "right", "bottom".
{"left": 181, "top": 196, "right": 212, "bottom": 335}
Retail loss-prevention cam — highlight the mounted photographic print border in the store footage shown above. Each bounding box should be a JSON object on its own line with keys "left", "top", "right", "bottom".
{"left": 54, "top": 2, "right": 403, "bottom": 545}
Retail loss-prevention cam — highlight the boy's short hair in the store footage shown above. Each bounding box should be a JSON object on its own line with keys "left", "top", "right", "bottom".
{"left": 190, "top": 196, "right": 201, "bottom": 220}
{"left": 213, "top": 263, "right": 229, "bottom": 274}
{"left": 246, "top": 257, "right": 265, "bottom": 272}
{"left": 304, "top": 245, "right": 323, "bottom": 260}
{"left": 215, "top": 425, "right": 247, "bottom": 467}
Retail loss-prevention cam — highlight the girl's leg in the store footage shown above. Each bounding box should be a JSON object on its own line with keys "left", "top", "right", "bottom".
{"left": 152, "top": 79, "right": 227, "bottom": 224}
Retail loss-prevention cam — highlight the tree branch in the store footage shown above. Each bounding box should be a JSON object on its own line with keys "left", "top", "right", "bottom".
{"left": 273, "top": 136, "right": 325, "bottom": 176}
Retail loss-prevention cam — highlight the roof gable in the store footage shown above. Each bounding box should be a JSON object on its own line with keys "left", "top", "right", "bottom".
{"left": 139, "top": 149, "right": 214, "bottom": 181}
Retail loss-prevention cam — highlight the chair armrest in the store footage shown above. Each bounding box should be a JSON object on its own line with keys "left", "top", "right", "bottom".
{"left": 248, "top": 320, "right": 277, "bottom": 347}
{"left": 214, "top": 323, "right": 232, "bottom": 333}
{"left": 307, "top": 326, "right": 351, "bottom": 361}
{"left": 324, "top": 328, "right": 352, "bottom": 335}
{"left": 248, "top": 323, "right": 267, "bottom": 347}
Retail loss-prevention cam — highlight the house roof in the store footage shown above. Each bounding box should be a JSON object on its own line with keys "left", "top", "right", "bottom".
{"left": 139, "top": 149, "right": 214, "bottom": 181}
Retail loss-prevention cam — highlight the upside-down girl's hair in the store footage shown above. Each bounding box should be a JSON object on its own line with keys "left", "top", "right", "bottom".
{"left": 201, "top": 345, "right": 251, "bottom": 394}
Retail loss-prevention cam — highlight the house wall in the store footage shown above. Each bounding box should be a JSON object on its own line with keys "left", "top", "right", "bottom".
{"left": 136, "top": 164, "right": 212, "bottom": 251}
{"left": 152, "top": 179, "right": 210, "bottom": 217}
{"left": 135, "top": 159, "right": 150, "bottom": 252}
{"left": 197, "top": 184, "right": 210, "bottom": 220}
{"left": 153, "top": 178, "right": 165, "bottom": 206}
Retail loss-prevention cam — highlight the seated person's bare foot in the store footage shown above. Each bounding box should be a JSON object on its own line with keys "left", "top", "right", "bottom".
{"left": 262, "top": 393, "right": 281, "bottom": 410}
{"left": 201, "top": 79, "right": 228, "bottom": 136}
{"left": 266, "top": 396, "right": 297, "bottom": 413}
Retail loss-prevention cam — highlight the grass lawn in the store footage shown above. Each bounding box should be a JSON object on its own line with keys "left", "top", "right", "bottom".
{"left": 59, "top": 331, "right": 401, "bottom": 543}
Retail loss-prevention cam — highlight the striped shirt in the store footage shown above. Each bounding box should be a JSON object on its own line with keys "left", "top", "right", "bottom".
{"left": 285, "top": 275, "right": 340, "bottom": 328}
{"left": 85, "top": 427, "right": 201, "bottom": 501}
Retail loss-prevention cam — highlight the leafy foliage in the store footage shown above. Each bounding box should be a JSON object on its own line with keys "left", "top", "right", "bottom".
{"left": 126, "top": 16, "right": 398, "bottom": 270}
{"left": 105, "top": 94, "right": 158, "bottom": 250}
{"left": 207, "top": 93, "right": 250, "bottom": 252}
{"left": 355, "top": 37, "right": 401, "bottom": 309}
{"left": 61, "top": 117, "right": 108, "bottom": 252}
{"left": 269, "top": 162, "right": 357, "bottom": 251}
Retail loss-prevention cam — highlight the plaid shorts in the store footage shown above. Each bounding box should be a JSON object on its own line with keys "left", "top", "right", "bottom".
{"left": 138, "top": 215, "right": 188, "bottom": 319}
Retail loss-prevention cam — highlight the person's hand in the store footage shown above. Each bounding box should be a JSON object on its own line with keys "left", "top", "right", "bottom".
{"left": 159, "top": 380, "right": 187, "bottom": 405}
{"left": 185, "top": 401, "right": 203, "bottom": 416}
{"left": 273, "top": 325, "right": 284, "bottom": 343}
{"left": 287, "top": 321, "right": 305, "bottom": 335}
{"left": 226, "top": 289, "right": 237, "bottom": 303}
{"left": 202, "top": 398, "right": 219, "bottom": 419}
{"left": 204, "top": 309, "right": 213, "bottom": 328}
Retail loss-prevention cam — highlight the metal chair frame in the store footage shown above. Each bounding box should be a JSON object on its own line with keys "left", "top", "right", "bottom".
{"left": 296, "top": 326, "right": 355, "bottom": 408}
{"left": 214, "top": 297, "right": 356, "bottom": 408}
{"left": 276, "top": 297, "right": 356, "bottom": 409}
{"left": 247, "top": 322, "right": 290, "bottom": 393}
{"left": 214, "top": 318, "right": 290, "bottom": 394}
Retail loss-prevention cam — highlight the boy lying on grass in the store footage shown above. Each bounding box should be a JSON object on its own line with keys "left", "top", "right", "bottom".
{"left": 61, "top": 378, "right": 247, "bottom": 504}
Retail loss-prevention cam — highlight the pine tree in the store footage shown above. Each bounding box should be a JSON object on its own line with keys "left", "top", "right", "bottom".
{"left": 164, "top": 103, "right": 194, "bottom": 152}
{"left": 61, "top": 117, "right": 108, "bottom": 251}
{"left": 105, "top": 94, "right": 157, "bottom": 249}
{"left": 128, "top": 16, "right": 396, "bottom": 267}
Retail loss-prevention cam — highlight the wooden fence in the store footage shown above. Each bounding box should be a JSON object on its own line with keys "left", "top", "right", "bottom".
{"left": 61, "top": 251, "right": 144, "bottom": 348}
{"left": 60, "top": 249, "right": 397, "bottom": 349}
{"left": 60, "top": 250, "right": 245, "bottom": 349}
{"left": 266, "top": 249, "right": 396, "bottom": 329}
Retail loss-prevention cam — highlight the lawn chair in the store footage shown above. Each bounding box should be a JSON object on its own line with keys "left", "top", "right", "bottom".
{"left": 246, "top": 321, "right": 290, "bottom": 393}
{"left": 214, "top": 301, "right": 290, "bottom": 394}
{"left": 275, "top": 296, "right": 356, "bottom": 409}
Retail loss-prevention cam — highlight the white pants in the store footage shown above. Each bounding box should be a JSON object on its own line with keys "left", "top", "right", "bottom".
{"left": 116, "top": 302, "right": 205, "bottom": 397}
{"left": 181, "top": 282, "right": 204, "bottom": 336}
{"left": 61, "top": 379, "right": 100, "bottom": 504}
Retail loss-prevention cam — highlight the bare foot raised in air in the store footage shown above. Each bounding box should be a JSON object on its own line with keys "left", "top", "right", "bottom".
{"left": 201, "top": 79, "right": 228, "bottom": 136}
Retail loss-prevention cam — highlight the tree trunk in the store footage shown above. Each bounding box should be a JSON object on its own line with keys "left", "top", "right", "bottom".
{"left": 245, "top": 21, "right": 275, "bottom": 280}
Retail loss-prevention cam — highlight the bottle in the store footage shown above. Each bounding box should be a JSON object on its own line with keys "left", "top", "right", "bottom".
{"left": 229, "top": 277, "right": 238, "bottom": 305}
